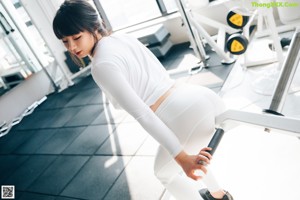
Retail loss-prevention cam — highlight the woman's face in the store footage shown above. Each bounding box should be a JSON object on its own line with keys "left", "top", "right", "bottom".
{"left": 62, "top": 30, "right": 97, "bottom": 58}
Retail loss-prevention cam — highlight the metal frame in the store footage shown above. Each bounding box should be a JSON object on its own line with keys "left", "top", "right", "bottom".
{"left": 217, "top": 29, "right": 300, "bottom": 136}
{"left": 175, "top": 0, "right": 236, "bottom": 66}
{"left": 216, "top": 109, "right": 300, "bottom": 136}
{"left": 242, "top": 5, "right": 284, "bottom": 68}
{"left": 175, "top": 0, "right": 209, "bottom": 74}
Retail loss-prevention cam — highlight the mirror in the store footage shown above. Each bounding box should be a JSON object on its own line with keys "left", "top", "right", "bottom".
{"left": 0, "top": 0, "right": 53, "bottom": 96}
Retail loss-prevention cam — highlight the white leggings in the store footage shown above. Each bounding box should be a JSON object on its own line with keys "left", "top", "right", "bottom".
{"left": 154, "top": 84, "right": 225, "bottom": 200}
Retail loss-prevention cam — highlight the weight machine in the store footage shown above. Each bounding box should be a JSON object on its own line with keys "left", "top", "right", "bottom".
{"left": 217, "top": 28, "right": 300, "bottom": 149}
{"left": 161, "top": 25, "right": 300, "bottom": 200}
{"left": 175, "top": 0, "right": 285, "bottom": 70}
{"left": 204, "top": 29, "right": 300, "bottom": 168}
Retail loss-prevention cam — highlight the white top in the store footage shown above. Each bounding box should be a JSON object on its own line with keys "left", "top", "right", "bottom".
{"left": 91, "top": 33, "right": 182, "bottom": 157}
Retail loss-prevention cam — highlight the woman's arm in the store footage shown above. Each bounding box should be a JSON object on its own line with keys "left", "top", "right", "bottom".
{"left": 92, "top": 62, "right": 183, "bottom": 157}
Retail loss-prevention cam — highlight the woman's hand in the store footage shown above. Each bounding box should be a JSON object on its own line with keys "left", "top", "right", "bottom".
{"left": 174, "top": 148, "right": 212, "bottom": 181}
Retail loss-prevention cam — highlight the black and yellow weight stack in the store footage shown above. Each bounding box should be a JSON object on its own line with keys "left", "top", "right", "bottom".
{"left": 226, "top": 8, "right": 250, "bottom": 55}
{"left": 226, "top": 8, "right": 249, "bottom": 29}
{"left": 226, "top": 33, "right": 248, "bottom": 55}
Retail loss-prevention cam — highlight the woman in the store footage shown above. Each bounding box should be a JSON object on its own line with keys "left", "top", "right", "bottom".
{"left": 53, "top": 1, "right": 233, "bottom": 199}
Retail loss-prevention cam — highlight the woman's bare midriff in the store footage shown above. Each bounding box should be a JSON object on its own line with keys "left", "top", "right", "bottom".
{"left": 150, "top": 83, "right": 179, "bottom": 112}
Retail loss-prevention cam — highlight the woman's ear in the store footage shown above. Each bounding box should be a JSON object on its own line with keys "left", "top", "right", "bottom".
{"left": 94, "top": 29, "right": 102, "bottom": 40}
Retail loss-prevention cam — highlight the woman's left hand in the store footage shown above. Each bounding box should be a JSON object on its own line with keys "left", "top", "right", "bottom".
{"left": 175, "top": 148, "right": 212, "bottom": 181}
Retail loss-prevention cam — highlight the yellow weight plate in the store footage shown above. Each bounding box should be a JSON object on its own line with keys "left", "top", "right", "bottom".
{"left": 230, "top": 40, "right": 245, "bottom": 53}
{"left": 229, "top": 14, "right": 243, "bottom": 27}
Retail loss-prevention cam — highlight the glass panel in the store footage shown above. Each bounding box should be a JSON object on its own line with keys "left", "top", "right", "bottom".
{"left": 0, "top": 0, "right": 53, "bottom": 95}
{"left": 163, "top": 0, "right": 178, "bottom": 13}
{"left": 14, "top": 4, "right": 51, "bottom": 58}
{"left": 99, "top": 0, "right": 162, "bottom": 30}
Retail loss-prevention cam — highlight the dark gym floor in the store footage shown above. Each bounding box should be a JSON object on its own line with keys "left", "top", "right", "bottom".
{"left": 0, "top": 43, "right": 234, "bottom": 200}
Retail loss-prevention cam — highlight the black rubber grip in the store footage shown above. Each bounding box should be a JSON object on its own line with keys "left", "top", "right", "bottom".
{"left": 207, "top": 128, "right": 224, "bottom": 156}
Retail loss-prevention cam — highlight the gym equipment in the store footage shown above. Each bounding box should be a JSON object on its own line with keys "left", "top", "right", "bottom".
{"left": 269, "top": 37, "right": 291, "bottom": 51}
{"left": 175, "top": 0, "right": 236, "bottom": 67}
{"left": 217, "top": 29, "right": 300, "bottom": 135}
{"left": 216, "top": 109, "right": 300, "bottom": 137}
{"left": 162, "top": 23, "right": 300, "bottom": 200}
{"left": 263, "top": 30, "right": 300, "bottom": 117}
{"left": 227, "top": 2, "right": 284, "bottom": 68}
{"left": 225, "top": 7, "right": 252, "bottom": 55}
{"left": 197, "top": 29, "right": 300, "bottom": 166}
{"left": 226, "top": 7, "right": 250, "bottom": 29}
{"left": 244, "top": 4, "right": 284, "bottom": 68}
{"left": 206, "top": 128, "right": 224, "bottom": 156}
{"left": 176, "top": 0, "right": 282, "bottom": 67}
{"left": 176, "top": 0, "right": 209, "bottom": 73}
{"left": 228, "top": 1, "right": 286, "bottom": 68}
{"left": 278, "top": 37, "right": 291, "bottom": 49}
{"left": 162, "top": 29, "right": 300, "bottom": 200}
{"left": 226, "top": 33, "right": 248, "bottom": 55}
{"left": 198, "top": 128, "right": 224, "bottom": 165}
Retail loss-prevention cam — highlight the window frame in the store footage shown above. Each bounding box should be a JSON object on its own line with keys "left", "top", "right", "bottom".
{"left": 92, "top": 0, "right": 178, "bottom": 32}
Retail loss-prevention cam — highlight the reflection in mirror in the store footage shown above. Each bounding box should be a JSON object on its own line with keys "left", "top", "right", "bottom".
{"left": 0, "top": 0, "right": 53, "bottom": 96}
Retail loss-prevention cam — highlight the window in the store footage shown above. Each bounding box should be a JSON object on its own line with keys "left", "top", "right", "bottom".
{"left": 95, "top": 0, "right": 178, "bottom": 30}
{"left": 99, "top": 0, "right": 162, "bottom": 30}
{"left": 163, "top": 0, "right": 178, "bottom": 13}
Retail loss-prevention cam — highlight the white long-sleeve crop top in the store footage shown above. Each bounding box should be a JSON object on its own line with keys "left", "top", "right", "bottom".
{"left": 91, "top": 33, "right": 182, "bottom": 157}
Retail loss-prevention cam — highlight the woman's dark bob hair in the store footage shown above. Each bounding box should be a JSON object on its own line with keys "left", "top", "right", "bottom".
{"left": 53, "top": 0, "right": 108, "bottom": 39}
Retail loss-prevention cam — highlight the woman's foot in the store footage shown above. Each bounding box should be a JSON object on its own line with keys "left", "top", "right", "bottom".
{"left": 199, "top": 188, "right": 234, "bottom": 200}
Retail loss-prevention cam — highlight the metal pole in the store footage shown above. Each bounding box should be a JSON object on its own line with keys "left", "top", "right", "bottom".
{"left": 92, "top": 0, "right": 112, "bottom": 32}
{"left": 267, "top": 29, "right": 300, "bottom": 114}
{"left": 176, "top": 0, "right": 207, "bottom": 69}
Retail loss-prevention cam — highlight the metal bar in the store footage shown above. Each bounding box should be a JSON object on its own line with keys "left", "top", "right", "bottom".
{"left": 269, "top": 29, "right": 300, "bottom": 113}
{"left": 216, "top": 109, "right": 300, "bottom": 135}
{"left": 175, "top": 0, "right": 207, "bottom": 68}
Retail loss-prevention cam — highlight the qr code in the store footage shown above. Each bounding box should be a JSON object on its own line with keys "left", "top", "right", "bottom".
{"left": 1, "top": 185, "right": 15, "bottom": 199}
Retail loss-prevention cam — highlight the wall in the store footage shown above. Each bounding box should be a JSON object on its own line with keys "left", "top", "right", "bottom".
{"left": 161, "top": 13, "right": 190, "bottom": 44}
{"left": 0, "top": 68, "right": 53, "bottom": 124}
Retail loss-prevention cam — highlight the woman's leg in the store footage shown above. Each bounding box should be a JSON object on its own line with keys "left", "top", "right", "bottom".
{"left": 154, "top": 84, "right": 226, "bottom": 199}
{"left": 154, "top": 146, "right": 202, "bottom": 200}
{"left": 154, "top": 114, "right": 223, "bottom": 199}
